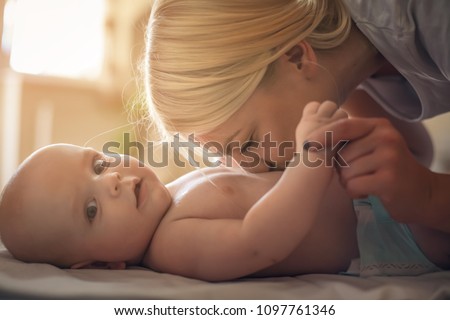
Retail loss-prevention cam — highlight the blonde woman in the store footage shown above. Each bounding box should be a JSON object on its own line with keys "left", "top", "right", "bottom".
{"left": 144, "top": 0, "right": 450, "bottom": 233}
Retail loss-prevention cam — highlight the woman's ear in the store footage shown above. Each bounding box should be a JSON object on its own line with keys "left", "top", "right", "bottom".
{"left": 285, "top": 45, "right": 304, "bottom": 69}
{"left": 284, "top": 41, "right": 318, "bottom": 77}
{"left": 71, "top": 261, "right": 126, "bottom": 270}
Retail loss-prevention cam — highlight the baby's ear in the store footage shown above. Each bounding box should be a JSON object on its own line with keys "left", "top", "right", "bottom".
{"left": 71, "top": 261, "right": 126, "bottom": 270}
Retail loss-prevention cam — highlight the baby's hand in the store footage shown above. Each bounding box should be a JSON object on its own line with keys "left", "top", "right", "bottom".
{"left": 295, "top": 101, "right": 348, "bottom": 153}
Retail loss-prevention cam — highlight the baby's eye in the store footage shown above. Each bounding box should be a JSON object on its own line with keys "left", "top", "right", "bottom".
{"left": 86, "top": 200, "right": 97, "bottom": 222}
{"left": 93, "top": 158, "right": 109, "bottom": 175}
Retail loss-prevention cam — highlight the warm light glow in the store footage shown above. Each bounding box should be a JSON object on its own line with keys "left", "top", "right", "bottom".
{"left": 1, "top": 0, "right": 16, "bottom": 53}
{"left": 6, "top": 0, "right": 105, "bottom": 78}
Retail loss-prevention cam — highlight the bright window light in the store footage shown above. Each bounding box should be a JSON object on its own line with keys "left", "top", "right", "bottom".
{"left": 5, "top": 0, "right": 105, "bottom": 79}
{"left": 1, "top": 0, "right": 15, "bottom": 53}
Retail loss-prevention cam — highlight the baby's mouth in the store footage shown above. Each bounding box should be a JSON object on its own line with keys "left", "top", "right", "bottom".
{"left": 134, "top": 181, "right": 141, "bottom": 208}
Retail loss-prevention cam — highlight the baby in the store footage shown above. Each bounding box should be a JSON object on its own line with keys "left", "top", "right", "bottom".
{"left": 0, "top": 102, "right": 448, "bottom": 281}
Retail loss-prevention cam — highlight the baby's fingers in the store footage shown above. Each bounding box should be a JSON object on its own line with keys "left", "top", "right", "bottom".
{"left": 302, "top": 101, "right": 338, "bottom": 117}
{"left": 302, "top": 101, "right": 321, "bottom": 116}
{"left": 303, "top": 101, "right": 347, "bottom": 120}
{"left": 315, "top": 101, "right": 340, "bottom": 118}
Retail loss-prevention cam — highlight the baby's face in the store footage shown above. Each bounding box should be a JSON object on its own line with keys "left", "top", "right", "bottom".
{"left": 12, "top": 144, "right": 172, "bottom": 267}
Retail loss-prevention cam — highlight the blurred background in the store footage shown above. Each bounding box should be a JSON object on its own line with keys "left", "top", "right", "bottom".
{"left": 0, "top": 0, "right": 449, "bottom": 190}
{"left": 0, "top": 0, "right": 196, "bottom": 189}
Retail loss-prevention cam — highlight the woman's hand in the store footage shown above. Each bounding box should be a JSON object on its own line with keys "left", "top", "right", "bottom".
{"left": 307, "top": 116, "right": 450, "bottom": 232}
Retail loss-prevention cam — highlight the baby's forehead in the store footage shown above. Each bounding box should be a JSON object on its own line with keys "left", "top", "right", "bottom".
{"left": 30, "top": 144, "right": 84, "bottom": 162}
{"left": 13, "top": 144, "right": 86, "bottom": 198}
{"left": 7, "top": 143, "right": 106, "bottom": 216}
{"left": 20, "top": 144, "right": 91, "bottom": 177}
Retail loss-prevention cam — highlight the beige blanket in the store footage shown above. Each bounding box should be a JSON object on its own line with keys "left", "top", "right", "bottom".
{"left": 0, "top": 243, "right": 448, "bottom": 299}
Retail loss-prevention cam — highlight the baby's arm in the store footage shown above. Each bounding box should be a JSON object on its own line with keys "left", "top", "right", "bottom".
{"left": 148, "top": 102, "right": 347, "bottom": 280}
{"left": 241, "top": 101, "right": 347, "bottom": 263}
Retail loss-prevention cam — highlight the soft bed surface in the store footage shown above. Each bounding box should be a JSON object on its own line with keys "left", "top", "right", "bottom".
{"left": 0, "top": 244, "right": 449, "bottom": 299}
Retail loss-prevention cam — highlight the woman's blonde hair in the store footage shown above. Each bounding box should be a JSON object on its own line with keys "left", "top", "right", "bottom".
{"left": 144, "top": 0, "right": 351, "bottom": 139}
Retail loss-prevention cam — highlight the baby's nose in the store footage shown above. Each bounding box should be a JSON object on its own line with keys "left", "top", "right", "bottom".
{"left": 105, "top": 171, "right": 121, "bottom": 196}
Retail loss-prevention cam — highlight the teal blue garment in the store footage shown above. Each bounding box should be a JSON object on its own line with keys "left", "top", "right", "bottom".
{"left": 353, "top": 196, "right": 441, "bottom": 277}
